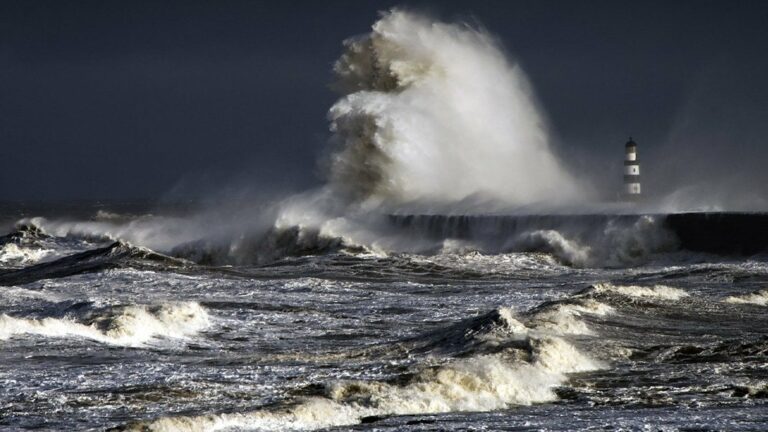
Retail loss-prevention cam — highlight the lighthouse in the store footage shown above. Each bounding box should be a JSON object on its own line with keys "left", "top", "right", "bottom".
{"left": 623, "top": 137, "right": 641, "bottom": 198}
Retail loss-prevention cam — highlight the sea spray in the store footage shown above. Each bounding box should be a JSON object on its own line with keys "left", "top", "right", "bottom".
{"left": 326, "top": 10, "right": 588, "bottom": 208}
{"left": 271, "top": 8, "right": 597, "bottom": 250}
{"left": 255, "top": 9, "right": 602, "bottom": 263}
{"left": 6, "top": 11, "right": 676, "bottom": 268}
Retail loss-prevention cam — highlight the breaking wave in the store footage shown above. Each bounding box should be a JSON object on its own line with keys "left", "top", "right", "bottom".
{"left": 0, "top": 301, "right": 209, "bottom": 347}
{"left": 325, "top": 9, "right": 587, "bottom": 207}
{"left": 131, "top": 341, "right": 599, "bottom": 431}
{"left": 526, "top": 299, "right": 613, "bottom": 336}
{"left": 9, "top": 209, "right": 768, "bottom": 274}
{"left": 169, "top": 213, "right": 679, "bottom": 268}
{"left": 0, "top": 222, "right": 87, "bottom": 268}
{"left": 17, "top": 215, "right": 202, "bottom": 252}
{"left": 724, "top": 289, "right": 768, "bottom": 306}
{"left": 0, "top": 243, "right": 54, "bottom": 268}
{"left": 3, "top": 10, "right": 766, "bottom": 275}
{"left": 587, "top": 282, "right": 690, "bottom": 301}
{"left": 6, "top": 9, "right": 767, "bottom": 270}
{"left": 127, "top": 291, "right": 607, "bottom": 431}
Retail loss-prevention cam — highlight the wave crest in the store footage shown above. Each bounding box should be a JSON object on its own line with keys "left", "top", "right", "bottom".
{"left": 0, "top": 301, "right": 209, "bottom": 347}
{"left": 129, "top": 289, "right": 610, "bottom": 431}
{"left": 130, "top": 334, "right": 600, "bottom": 432}
{"left": 588, "top": 282, "right": 690, "bottom": 301}
{"left": 724, "top": 289, "right": 768, "bottom": 306}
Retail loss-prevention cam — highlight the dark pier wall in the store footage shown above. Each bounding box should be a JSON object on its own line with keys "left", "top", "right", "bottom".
{"left": 388, "top": 213, "right": 768, "bottom": 256}
{"left": 665, "top": 213, "right": 768, "bottom": 255}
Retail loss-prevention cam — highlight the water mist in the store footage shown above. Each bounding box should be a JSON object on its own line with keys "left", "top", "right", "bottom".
{"left": 325, "top": 10, "right": 588, "bottom": 210}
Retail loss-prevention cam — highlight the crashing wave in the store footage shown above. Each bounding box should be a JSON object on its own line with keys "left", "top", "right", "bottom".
{"left": 587, "top": 282, "right": 690, "bottom": 301}
{"left": 326, "top": 9, "right": 586, "bottom": 207}
{"left": 0, "top": 222, "right": 57, "bottom": 267}
{"left": 171, "top": 225, "right": 348, "bottom": 266}
{"left": 0, "top": 221, "right": 50, "bottom": 245}
{"left": 204, "top": 213, "right": 678, "bottom": 268}
{"left": 0, "top": 220, "right": 108, "bottom": 268}
{"left": 127, "top": 288, "right": 609, "bottom": 431}
{"left": 0, "top": 301, "right": 209, "bottom": 347}
{"left": 0, "top": 243, "right": 55, "bottom": 267}
{"left": 389, "top": 213, "right": 679, "bottom": 267}
{"left": 526, "top": 299, "right": 614, "bottom": 336}
{"left": 128, "top": 334, "right": 600, "bottom": 432}
{"left": 724, "top": 289, "right": 768, "bottom": 306}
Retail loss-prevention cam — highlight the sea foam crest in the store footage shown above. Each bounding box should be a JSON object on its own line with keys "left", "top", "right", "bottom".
{"left": 132, "top": 295, "right": 607, "bottom": 432}
{"left": 724, "top": 289, "right": 768, "bottom": 306}
{"left": 510, "top": 215, "right": 677, "bottom": 267}
{"left": 131, "top": 335, "right": 601, "bottom": 432}
{"left": 589, "top": 282, "right": 690, "bottom": 301}
{"left": 0, "top": 243, "right": 54, "bottom": 267}
{"left": 526, "top": 299, "right": 614, "bottom": 336}
{"left": 0, "top": 302, "right": 209, "bottom": 347}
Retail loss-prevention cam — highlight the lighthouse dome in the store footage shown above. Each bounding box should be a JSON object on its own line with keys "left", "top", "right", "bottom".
{"left": 625, "top": 137, "right": 637, "bottom": 149}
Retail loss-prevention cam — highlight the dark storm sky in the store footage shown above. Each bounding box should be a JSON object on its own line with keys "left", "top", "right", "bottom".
{"left": 1, "top": 0, "right": 767, "bottom": 201}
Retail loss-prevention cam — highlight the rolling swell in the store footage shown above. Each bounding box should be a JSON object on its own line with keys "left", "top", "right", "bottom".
{"left": 125, "top": 294, "right": 606, "bottom": 432}
{"left": 0, "top": 241, "right": 187, "bottom": 286}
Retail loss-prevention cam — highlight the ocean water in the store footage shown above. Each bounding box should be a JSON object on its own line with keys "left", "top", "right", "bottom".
{"left": 1, "top": 204, "right": 768, "bottom": 431}
{"left": 5, "top": 6, "right": 767, "bottom": 431}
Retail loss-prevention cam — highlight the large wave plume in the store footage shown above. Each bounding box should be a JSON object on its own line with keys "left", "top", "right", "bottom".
{"left": 325, "top": 10, "right": 588, "bottom": 209}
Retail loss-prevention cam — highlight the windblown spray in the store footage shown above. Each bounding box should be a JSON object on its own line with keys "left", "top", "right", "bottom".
{"left": 326, "top": 10, "right": 588, "bottom": 209}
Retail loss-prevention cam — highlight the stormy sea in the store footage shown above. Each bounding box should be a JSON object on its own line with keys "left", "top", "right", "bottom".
{"left": 3, "top": 9, "right": 767, "bottom": 432}
{"left": 3, "top": 203, "right": 768, "bottom": 432}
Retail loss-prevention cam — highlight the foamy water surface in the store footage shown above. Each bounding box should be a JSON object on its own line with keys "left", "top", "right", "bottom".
{"left": 2, "top": 214, "right": 768, "bottom": 431}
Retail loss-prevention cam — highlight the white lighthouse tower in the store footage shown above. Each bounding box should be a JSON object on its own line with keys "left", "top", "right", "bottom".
{"left": 623, "top": 137, "right": 641, "bottom": 198}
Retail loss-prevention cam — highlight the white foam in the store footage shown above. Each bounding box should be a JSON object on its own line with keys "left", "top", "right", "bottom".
{"left": 590, "top": 282, "right": 689, "bottom": 301}
{"left": 507, "top": 216, "right": 678, "bottom": 268}
{"left": 134, "top": 335, "right": 601, "bottom": 432}
{"left": 412, "top": 251, "right": 566, "bottom": 275}
{"left": 327, "top": 9, "right": 587, "bottom": 208}
{"left": 0, "top": 243, "right": 54, "bottom": 267}
{"left": 724, "top": 289, "right": 768, "bottom": 306}
{"left": 133, "top": 299, "right": 607, "bottom": 431}
{"left": 528, "top": 299, "right": 614, "bottom": 336}
{"left": 132, "top": 292, "right": 607, "bottom": 431}
{"left": 0, "top": 302, "right": 209, "bottom": 346}
{"left": 132, "top": 398, "right": 361, "bottom": 432}
{"left": 512, "top": 230, "right": 592, "bottom": 267}
{"left": 496, "top": 307, "right": 531, "bottom": 335}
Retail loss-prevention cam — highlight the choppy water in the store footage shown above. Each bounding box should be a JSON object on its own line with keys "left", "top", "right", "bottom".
{"left": 1, "top": 208, "right": 768, "bottom": 431}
